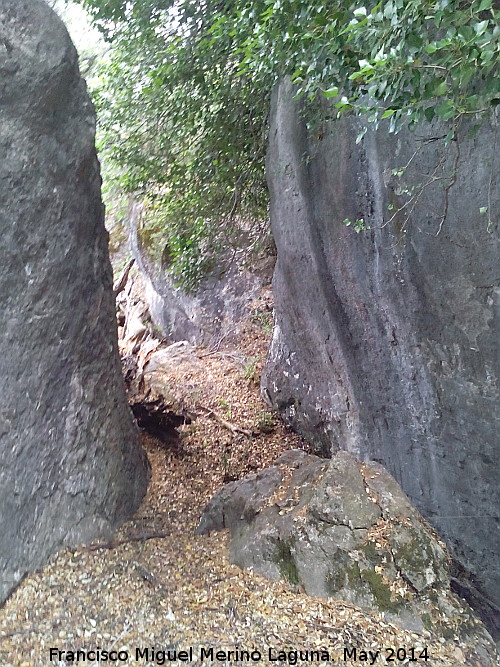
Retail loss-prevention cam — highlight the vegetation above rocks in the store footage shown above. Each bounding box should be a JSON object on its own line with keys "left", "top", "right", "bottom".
{"left": 72, "top": 0, "right": 499, "bottom": 287}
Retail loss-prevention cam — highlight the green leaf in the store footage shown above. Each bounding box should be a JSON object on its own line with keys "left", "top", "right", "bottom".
{"left": 407, "top": 33, "right": 423, "bottom": 49}
{"left": 424, "top": 106, "right": 435, "bottom": 122}
{"left": 356, "top": 127, "right": 367, "bottom": 143}
{"left": 381, "top": 108, "right": 397, "bottom": 118}
{"left": 479, "top": 206, "right": 488, "bottom": 215}
{"left": 433, "top": 80, "right": 448, "bottom": 96}
{"left": 469, "top": 124, "right": 481, "bottom": 139}
{"left": 322, "top": 87, "right": 339, "bottom": 98}
{"left": 444, "top": 129, "right": 455, "bottom": 143}
{"left": 436, "top": 100, "right": 455, "bottom": 119}
{"left": 475, "top": 20, "right": 489, "bottom": 36}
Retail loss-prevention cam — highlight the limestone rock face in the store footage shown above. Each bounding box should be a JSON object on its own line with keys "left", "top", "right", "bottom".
{"left": 0, "top": 0, "right": 150, "bottom": 603}
{"left": 198, "top": 451, "right": 491, "bottom": 642}
{"left": 128, "top": 203, "right": 270, "bottom": 346}
{"left": 262, "top": 79, "right": 500, "bottom": 629}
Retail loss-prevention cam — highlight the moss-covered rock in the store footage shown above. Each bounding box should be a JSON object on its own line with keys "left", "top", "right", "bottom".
{"left": 199, "top": 449, "right": 491, "bottom": 639}
{"left": 274, "top": 539, "right": 300, "bottom": 586}
{"left": 390, "top": 520, "right": 449, "bottom": 592}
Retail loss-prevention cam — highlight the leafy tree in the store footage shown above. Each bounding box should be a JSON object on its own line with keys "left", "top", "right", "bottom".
{"left": 75, "top": 0, "right": 499, "bottom": 286}
{"left": 76, "top": 0, "right": 270, "bottom": 289}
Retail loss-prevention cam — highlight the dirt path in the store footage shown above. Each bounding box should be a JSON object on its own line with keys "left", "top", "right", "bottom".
{"left": 0, "top": 300, "right": 496, "bottom": 666}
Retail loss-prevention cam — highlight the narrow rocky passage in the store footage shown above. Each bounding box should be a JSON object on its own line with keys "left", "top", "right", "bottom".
{"left": 0, "top": 288, "right": 497, "bottom": 666}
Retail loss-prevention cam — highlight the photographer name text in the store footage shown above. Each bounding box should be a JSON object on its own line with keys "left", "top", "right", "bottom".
{"left": 49, "top": 645, "right": 430, "bottom": 664}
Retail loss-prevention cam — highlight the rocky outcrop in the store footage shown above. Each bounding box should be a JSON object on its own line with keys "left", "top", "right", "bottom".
{"left": 198, "top": 450, "right": 494, "bottom": 647}
{"left": 0, "top": 0, "right": 149, "bottom": 603}
{"left": 129, "top": 203, "right": 272, "bottom": 346}
{"left": 262, "top": 79, "right": 500, "bottom": 631}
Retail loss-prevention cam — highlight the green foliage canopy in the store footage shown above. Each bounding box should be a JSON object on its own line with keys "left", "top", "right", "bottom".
{"left": 76, "top": 0, "right": 499, "bottom": 286}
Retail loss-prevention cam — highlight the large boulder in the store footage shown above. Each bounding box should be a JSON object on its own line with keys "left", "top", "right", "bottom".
{"left": 262, "top": 79, "right": 500, "bottom": 631}
{"left": 199, "top": 451, "right": 493, "bottom": 644}
{"left": 0, "top": 0, "right": 149, "bottom": 603}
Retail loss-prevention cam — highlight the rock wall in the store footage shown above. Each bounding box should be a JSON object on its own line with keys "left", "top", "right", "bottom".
{"left": 0, "top": 0, "right": 149, "bottom": 603}
{"left": 262, "top": 79, "right": 499, "bottom": 628}
{"left": 128, "top": 203, "right": 271, "bottom": 346}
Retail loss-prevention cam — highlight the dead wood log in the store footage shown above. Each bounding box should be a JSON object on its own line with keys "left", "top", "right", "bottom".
{"left": 68, "top": 532, "right": 171, "bottom": 553}
{"left": 198, "top": 405, "right": 252, "bottom": 437}
{"left": 130, "top": 395, "right": 190, "bottom": 445}
{"left": 113, "top": 258, "right": 135, "bottom": 298}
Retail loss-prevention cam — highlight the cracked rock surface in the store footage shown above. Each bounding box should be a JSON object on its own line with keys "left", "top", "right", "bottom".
{"left": 198, "top": 450, "right": 490, "bottom": 639}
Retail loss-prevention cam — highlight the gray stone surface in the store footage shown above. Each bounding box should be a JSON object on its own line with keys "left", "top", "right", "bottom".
{"left": 129, "top": 203, "right": 268, "bottom": 346}
{"left": 196, "top": 466, "right": 283, "bottom": 535}
{"left": 0, "top": 0, "right": 150, "bottom": 603}
{"left": 309, "top": 450, "right": 382, "bottom": 529}
{"left": 262, "top": 79, "right": 500, "bottom": 629}
{"left": 199, "top": 451, "right": 492, "bottom": 639}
